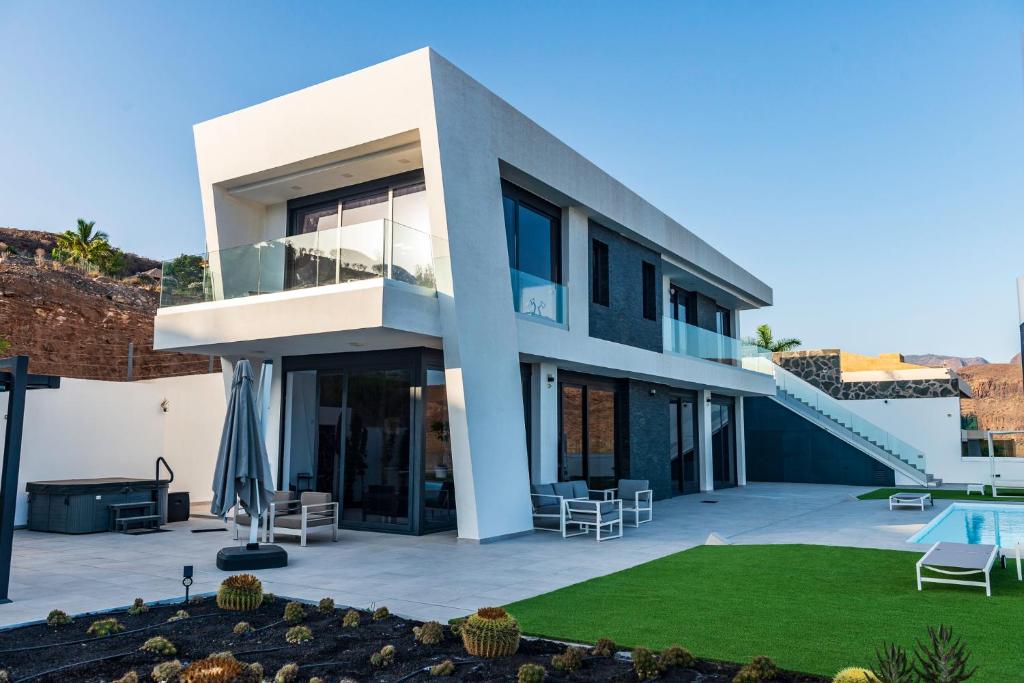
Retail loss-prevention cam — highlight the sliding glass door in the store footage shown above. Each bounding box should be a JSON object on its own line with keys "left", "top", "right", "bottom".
{"left": 711, "top": 397, "right": 737, "bottom": 489}
{"left": 559, "top": 377, "right": 618, "bottom": 490}
{"left": 669, "top": 395, "right": 699, "bottom": 494}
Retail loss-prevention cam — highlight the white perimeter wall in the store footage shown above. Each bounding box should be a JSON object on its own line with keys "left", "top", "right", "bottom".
{"left": 0, "top": 374, "right": 225, "bottom": 526}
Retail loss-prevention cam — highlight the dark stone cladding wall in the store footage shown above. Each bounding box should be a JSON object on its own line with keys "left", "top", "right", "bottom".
{"left": 775, "top": 350, "right": 960, "bottom": 400}
{"left": 620, "top": 379, "right": 673, "bottom": 500}
{"left": 588, "top": 221, "right": 663, "bottom": 352}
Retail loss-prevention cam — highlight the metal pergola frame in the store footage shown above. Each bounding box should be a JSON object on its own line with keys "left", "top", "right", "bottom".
{"left": 0, "top": 356, "right": 60, "bottom": 603}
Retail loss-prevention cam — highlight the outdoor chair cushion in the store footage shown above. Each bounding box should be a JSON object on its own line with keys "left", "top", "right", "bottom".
{"left": 531, "top": 483, "right": 555, "bottom": 497}
{"left": 300, "top": 491, "right": 331, "bottom": 506}
{"left": 533, "top": 504, "right": 561, "bottom": 516}
{"left": 552, "top": 481, "right": 577, "bottom": 500}
{"left": 566, "top": 500, "right": 619, "bottom": 524}
{"left": 237, "top": 490, "right": 293, "bottom": 525}
{"left": 271, "top": 514, "right": 334, "bottom": 529}
{"left": 618, "top": 479, "right": 650, "bottom": 504}
{"left": 571, "top": 480, "right": 590, "bottom": 500}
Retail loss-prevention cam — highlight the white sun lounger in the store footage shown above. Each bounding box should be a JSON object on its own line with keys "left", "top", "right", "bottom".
{"left": 889, "top": 492, "right": 933, "bottom": 510}
{"left": 916, "top": 542, "right": 998, "bottom": 597}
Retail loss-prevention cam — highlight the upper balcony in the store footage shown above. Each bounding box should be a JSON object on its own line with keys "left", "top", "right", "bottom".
{"left": 662, "top": 316, "right": 773, "bottom": 375}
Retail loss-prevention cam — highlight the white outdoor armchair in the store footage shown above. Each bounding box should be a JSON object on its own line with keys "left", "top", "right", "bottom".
{"left": 562, "top": 497, "right": 623, "bottom": 541}
{"left": 268, "top": 491, "right": 339, "bottom": 547}
{"left": 595, "top": 479, "right": 653, "bottom": 527}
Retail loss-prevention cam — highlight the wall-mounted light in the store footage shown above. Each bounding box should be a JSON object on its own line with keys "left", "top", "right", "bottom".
{"left": 160, "top": 398, "right": 170, "bottom": 413}
{"left": 649, "top": 388, "right": 657, "bottom": 396}
{"left": 546, "top": 373, "right": 555, "bottom": 388}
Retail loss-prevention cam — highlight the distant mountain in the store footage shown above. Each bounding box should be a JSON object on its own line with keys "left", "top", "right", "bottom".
{"left": 904, "top": 354, "right": 991, "bottom": 369}
{"left": 1012, "top": 353, "right": 1022, "bottom": 366}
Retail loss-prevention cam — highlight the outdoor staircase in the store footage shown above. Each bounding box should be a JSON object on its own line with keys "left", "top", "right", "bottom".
{"left": 111, "top": 457, "right": 175, "bottom": 535}
{"left": 768, "top": 364, "right": 940, "bottom": 487}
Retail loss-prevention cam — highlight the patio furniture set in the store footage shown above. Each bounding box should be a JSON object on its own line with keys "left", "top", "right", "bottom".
{"left": 529, "top": 479, "right": 653, "bottom": 542}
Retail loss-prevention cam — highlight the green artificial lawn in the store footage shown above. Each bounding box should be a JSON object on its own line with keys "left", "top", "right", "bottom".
{"left": 504, "top": 545, "right": 1023, "bottom": 682}
{"left": 857, "top": 486, "right": 1024, "bottom": 503}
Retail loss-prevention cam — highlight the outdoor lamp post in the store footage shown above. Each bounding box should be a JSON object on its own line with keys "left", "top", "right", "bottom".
{"left": 182, "top": 565, "right": 193, "bottom": 603}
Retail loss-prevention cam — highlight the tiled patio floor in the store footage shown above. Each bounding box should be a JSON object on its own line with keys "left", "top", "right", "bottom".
{"left": 2, "top": 483, "right": 944, "bottom": 627}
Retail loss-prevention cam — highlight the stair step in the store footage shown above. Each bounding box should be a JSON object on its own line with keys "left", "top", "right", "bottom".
{"left": 109, "top": 502, "right": 155, "bottom": 510}
{"left": 115, "top": 514, "right": 160, "bottom": 526}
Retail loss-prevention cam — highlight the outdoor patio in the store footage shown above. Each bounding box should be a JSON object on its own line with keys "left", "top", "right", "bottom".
{"left": 1, "top": 482, "right": 944, "bottom": 628}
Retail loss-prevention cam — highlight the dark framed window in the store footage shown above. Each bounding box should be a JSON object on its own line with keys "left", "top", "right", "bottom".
{"left": 501, "top": 180, "right": 562, "bottom": 284}
{"left": 287, "top": 169, "right": 425, "bottom": 236}
{"left": 641, "top": 261, "right": 657, "bottom": 321}
{"left": 669, "top": 285, "right": 694, "bottom": 325}
{"left": 558, "top": 374, "right": 619, "bottom": 490}
{"left": 591, "top": 239, "right": 609, "bottom": 306}
{"left": 715, "top": 306, "right": 732, "bottom": 338}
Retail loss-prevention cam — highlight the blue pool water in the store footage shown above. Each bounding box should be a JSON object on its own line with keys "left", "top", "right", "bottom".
{"left": 909, "top": 503, "right": 1024, "bottom": 547}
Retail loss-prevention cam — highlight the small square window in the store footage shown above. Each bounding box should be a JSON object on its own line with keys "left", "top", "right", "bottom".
{"left": 642, "top": 261, "right": 657, "bottom": 321}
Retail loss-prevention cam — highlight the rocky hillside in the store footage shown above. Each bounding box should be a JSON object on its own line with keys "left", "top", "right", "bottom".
{"left": 959, "top": 363, "right": 1024, "bottom": 430}
{"left": 904, "top": 353, "right": 991, "bottom": 369}
{"left": 0, "top": 227, "right": 210, "bottom": 381}
{"left": 0, "top": 227, "right": 160, "bottom": 276}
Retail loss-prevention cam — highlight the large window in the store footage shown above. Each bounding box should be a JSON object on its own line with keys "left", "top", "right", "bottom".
{"left": 670, "top": 286, "right": 694, "bottom": 324}
{"left": 711, "top": 397, "right": 737, "bottom": 489}
{"left": 501, "top": 181, "right": 561, "bottom": 284}
{"left": 715, "top": 306, "right": 732, "bottom": 338}
{"left": 423, "top": 369, "right": 456, "bottom": 530}
{"left": 559, "top": 376, "right": 618, "bottom": 490}
{"left": 669, "top": 395, "right": 699, "bottom": 495}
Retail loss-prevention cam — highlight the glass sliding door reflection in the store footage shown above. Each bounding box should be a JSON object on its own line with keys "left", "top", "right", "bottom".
{"left": 341, "top": 369, "right": 412, "bottom": 527}
{"left": 711, "top": 400, "right": 737, "bottom": 489}
{"left": 283, "top": 371, "right": 317, "bottom": 493}
{"left": 315, "top": 373, "right": 344, "bottom": 500}
{"left": 423, "top": 369, "right": 456, "bottom": 529}
{"left": 670, "top": 397, "right": 699, "bottom": 494}
{"left": 560, "top": 385, "right": 585, "bottom": 481}
{"left": 587, "top": 388, "right": 616, "bottom": 490}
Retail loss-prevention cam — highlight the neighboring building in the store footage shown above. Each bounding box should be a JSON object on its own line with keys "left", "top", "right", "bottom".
{"left": 152, "top": 48, "right": 777, "bottom": 541}
{"left": 746, "top": 350, "right": 971, "bottom": 486}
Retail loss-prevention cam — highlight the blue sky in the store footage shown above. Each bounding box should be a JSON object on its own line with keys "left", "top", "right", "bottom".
{"left": 2, "top": 1, "right": 1022, "bottom": 360}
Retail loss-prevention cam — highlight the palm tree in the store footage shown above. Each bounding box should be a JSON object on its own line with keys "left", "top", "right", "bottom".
{"left": 748, "top": 324, "right": 801, "bottom": 352}
{"left": 52, "top": 218, "right": 113, "bottom": 267}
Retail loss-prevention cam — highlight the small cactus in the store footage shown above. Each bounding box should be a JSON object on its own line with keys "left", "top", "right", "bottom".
{"left": 151, "top": 660, "right": 182, "bottom": 682}
{"left": 233, "top": 621, "right": 254, "bottom": 635}
{"left": 113, "top": 672, "right": 139, "bottom": 683}
{"left": 430, "top": 659, "right": 456, "bottom": 676}
{"left": 273, "top": 663, "right": 298, "bottom": 683}
{"left": 285, "top": 625, "right": 313, "bottom": 644}
{"left": 46, "top": 609, "right": 72, "bottom": 627}
{"left": 517, "top": 663, "right": 546, "bottom": 683}
{"left": 633, "top": 647, "right": 660, "bottom": 681}
{"left": 370, "top": 644, "right": 396, "bottom": 668}
{"left": 659, "top": 644, "right": 695, "bottom": 670}
{"left": 87, "top": 617, "right": 125, "bottom": 637}
{"left": 167, "top": 610, "right": 189, "bottom": 622}
{"left": 261, "top": 592, "right": 276, "bottom": 605}
{"left": 833, "top": 668, "right": 879, "bottom": 683}
{"left": 372, "top": 605, "right": 390, "bottom": 621}
{"left": 180, "top": 655, "right": 242, "bottom": 683}
{"left": 733, "top": 656, "right": 779, "bottom": 683}
{"left": 128, "top": 598, "right": 150, "bottom": 616}
{"left": 217, "top": 574, "right": 264, "bottom": 612}
{"left": 460, "top": 607, "right": 521, "bottom": 658}
{"left": 240, "top": 663, "right": 263, "bottom": 683}
{"left": 140, "top": 636, "right": 177, "bottom": 656}
{"left": 413, "top": 620, "right": 444, "bottom": 645}
{"left": 342, "top": 608, "right": 360, "bottom": 628}
{"left": 552, "top": 646, "right": 585, "bottom": 671}
{"left": 317, "top": 597, "right": 335, "bottom": 614}
{"left": 591, "top": 637, "right": 616, "bottom": 657}
{"left": 188, "top": 595, "right": 206, "bottom": 606}
{"left": 283, "top": 601, "right": 305, "bottom": 624}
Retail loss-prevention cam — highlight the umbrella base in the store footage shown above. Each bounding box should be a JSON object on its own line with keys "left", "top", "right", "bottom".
{"left": 216, "top": 544, "right": 288, "bottom": 571}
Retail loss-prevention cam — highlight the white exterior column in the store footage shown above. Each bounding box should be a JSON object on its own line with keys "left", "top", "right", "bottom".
{"left": 564, "top": 206, "right": 590, "bottom": 334}
{"left": 531, "top": 363, "right": 559, "bottom": 484}
{"left": 263, "top": 358, "right": 284, "bottom": 488}
{"left": 735, "top": 396, "right": 747, "bottom": 486}
{"left": 697, "top": 390, "right": 714, "bottom": 491}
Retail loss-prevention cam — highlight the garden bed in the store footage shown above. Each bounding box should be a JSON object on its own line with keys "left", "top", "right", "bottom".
{"left": 0, "top": 596, "right": 829, "bottom": 682}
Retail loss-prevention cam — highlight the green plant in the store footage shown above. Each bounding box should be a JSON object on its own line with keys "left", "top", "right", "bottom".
{"left": 370, "top": 644, "right": 396, "bottom": 668}
{"left": 46, "top": 609, "right": 72, "bottom": 626}
{"left": 460, "top": 607, "right": 521, "bottom": 658}
{"left": 914, "top": 625, "right": 976, "bottom": 683}
{"left": 262, "top": 592, "right": 276, "bottom": 604}
{"left": 733, "top": 655, "right": 779, "bottom": 683}
{"left": 414, "top": 620, "right": 444, "bottom": 645}
{"left": 430, "top": 659, "right": 456, "bottom": 676}
{"left": 140, "top": 636, "right": 177, "bottom": 656}
{"left": 233, "top": 621, "right": 254, "bottom": 635}
{"left": 167, "top": 610, "right": 189, "bottom": 622}
{"left": 517, "top": 663, "right": 546, "bottom": 683}
{"left": 372, "top": 605, "right": 390, "bottom": 620}
{"left": 745, "top": 324, "right": 801, "bottom": 353}
{"left": 834, "top": 668, "right": 879, "bottom": 683}
{"left": 113, "top": 672, "right": 139, "bottom": 683}
{"left": 128, "top": 597, "right": 150, "bottom": 616}
{"left": 551, "top": 646, "right": 585, "bottom": 672}
{"left": 238, "top": 662, "right": 263, "bottom": 683}
{"left": 151, "top": 659, "right": 182, "bottom": 682}
{"left": 285, "top": 625, "right": 312, "bottom": 644}
{"left": 87, "top": 617, "right": 125, "bottom": 637}
{"left": 873, "top": 643, "right": 914, "bottom": 683}
{"left": 317, "top": 597, "right": 335, "bottom": 614}
{"left": 591, "top": 637, "right": 616, "bottom": 657}
{"left": 217, "top": 574, "right": 264, "bottom": 611}
{"left": 633, "top": 648, "right": 660, "bottom": 680}
{"left": 272, "top": 663, "right": 298, "bottom": 683}
{"left": 52, "top": 219, "right": 111, "bottom": 268}
{"left": 659, "top": 644, "right": 695, "bottom": 670}
{"left": 283, "top": 601, "right": 305, "bottom": 623}
{"left": 342, "top": 608, "right": 360, "bottom": 628}
{"left": 179, "top": 655, "right": 243, "bottom": 683}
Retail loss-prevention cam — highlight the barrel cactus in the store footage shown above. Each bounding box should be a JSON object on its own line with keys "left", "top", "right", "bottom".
{"left": 216, "top": 574, "right": 264, "bottom": 612}
{"left": 151, "top": 660, "right": 182, "bottom": 682}
{"left": 460, "top": 607, "right": 521, "bottom": 658}
{"left": 413, "top": 620, "right": 444, "bottom": 645}
{"left": 46, "top": 609, "right": 72, "bottom": 627}
{"left": 518, "top": 663, "right": 546, "bottom": 683}
{"left": 179, "top": 655, "right": 243, "bottom": 683}
{"left": 273, "top": 663, "right": 298, "bottom": 683}
{"left": 833, "top": 668, "right": 879, "bottom": 683}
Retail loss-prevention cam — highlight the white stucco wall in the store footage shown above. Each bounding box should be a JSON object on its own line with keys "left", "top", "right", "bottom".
{"left": 0, "top": 374, "right": 225, "bottom": 526}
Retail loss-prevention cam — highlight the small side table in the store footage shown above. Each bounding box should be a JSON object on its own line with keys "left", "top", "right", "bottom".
{"left": 966, "top": 484, "right": 986, "bottom": 496}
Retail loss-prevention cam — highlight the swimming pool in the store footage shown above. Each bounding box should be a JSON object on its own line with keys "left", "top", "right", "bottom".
{"left": 909, "top": 502, "right": 1024, "bottom": 547}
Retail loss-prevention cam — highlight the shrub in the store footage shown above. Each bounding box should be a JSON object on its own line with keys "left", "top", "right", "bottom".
{"left": 834, "top": 668, "right": 879, "bottom": 683}
{"left": 285, "top": 625, "right": 312, "bottom": 644}
{"left": 518, "top": 663, "right": 546, "bottom": 683}
{"left": 240, "top": 662, "right": 263, "bottom": 683}
{"left": 46, "top": 609, "right": 72, "bottom": 626}
{"left": 633, "top": 648, "right": 660, "bottom": 680}
{"left": 283, "top": 601, "right": 305, "bottom": 624}
{"left": 151, "top": 659, "right": 182, "bottom": 682}
{"left": 914, "top": 625, "right": 976, "bottom": 683}
{"left": 233, "top": 621, "right": 254, "bottom": 636}
{"left": 414, "top": 620, "right": 444, "bottom": 645}
{"left": 113, "top": 672, "right": 139, "bottom": 683}
{"left": 460, "top": 607, "right": 521, "bottom": 658}
{"left": 317, "top": 597, "right": 335, "bottom": 614}
{"left": 733, "top": 655, "right": 779, "bottom": 683}
{"left": 140, "top": 636, "right": 177, "bottom": 656}
{"left": 272, "top": 663, "right": 298, "bottom": 683}
{"left": 261, "top": 592, "right": 276, "bottom": 605}
{"left": 342, "top": 608, "right": 361, "bottom": 628}
{"left": 873, "top": 643, "right": 914, "bottom": 683}
{"left": 128, "top": 598, "right": 150, "bottom": 616}
{"left": 87, "top": 618, "right": 125, "bottom": 637}
{"left": 167, "top": 610, "right": 189, "bottom": 622}
{"left": 217, "top": 574, "right": 264, "bottom": 612}
{"left": 430, "top": 659, "right": 456, "bottom": 676}
{"left": 591, "top": 637, "right": 616, "bottom": 657}
{"left": 372, "top": 605, "right": 391, "bottom": 621}
{"left": 179, "top": 655, "right": 243, "bottom": 683}
{"left": 659, "top": 644, "right": 695, "bottom": 670}
{"left": 370, "top": 644, "right": 396, "bottom": 668}
{"left": 551, "top": 646, "right": 585, "bottom": 672}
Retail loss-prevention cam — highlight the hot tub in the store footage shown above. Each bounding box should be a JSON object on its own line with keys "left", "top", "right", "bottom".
{"left": 26, "top": 478, "right": 169, "bottom": 534}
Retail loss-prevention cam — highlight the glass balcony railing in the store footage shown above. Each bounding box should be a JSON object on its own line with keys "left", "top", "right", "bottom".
{"left": 511, "top": 269, "right": 565, "bottom": 325}
{"left": 662, "top": 316, "right": 773, "bottom": 374}
{"left": 159, "top": 219, "right": 437, "bottom": 307}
